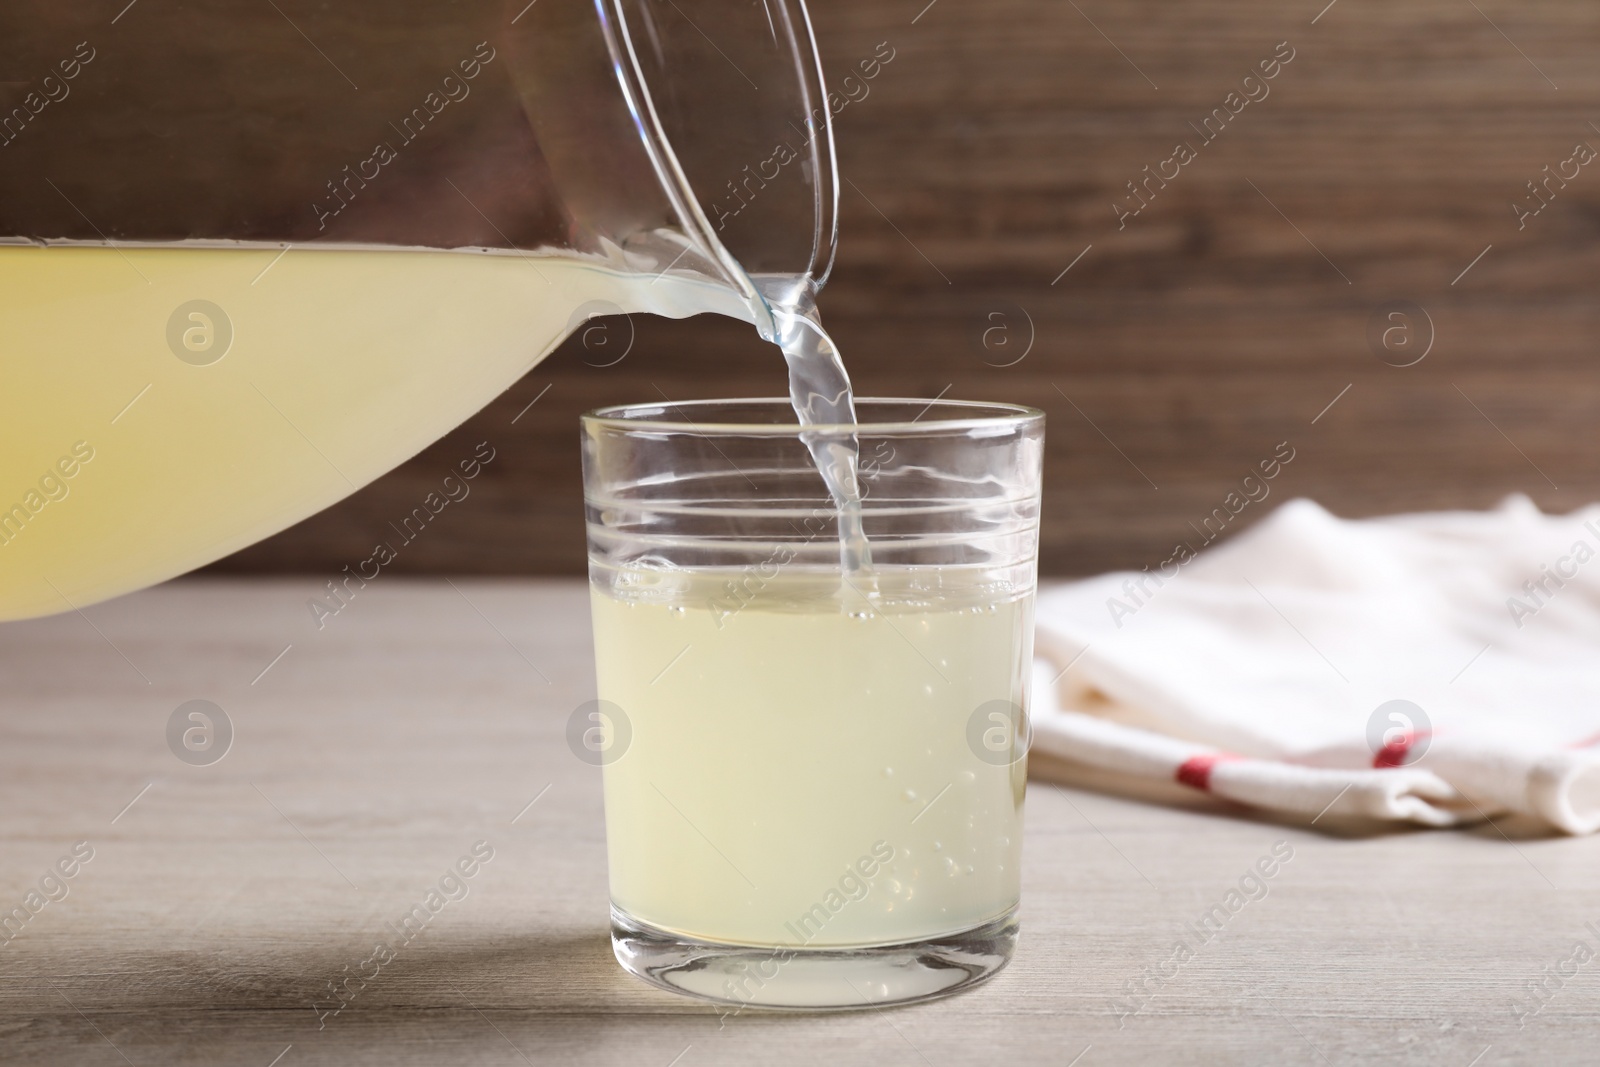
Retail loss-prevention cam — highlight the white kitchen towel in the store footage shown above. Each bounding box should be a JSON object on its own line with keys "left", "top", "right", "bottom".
{"left": 1029, "top": 496, "right": 1600, "bottom": 834}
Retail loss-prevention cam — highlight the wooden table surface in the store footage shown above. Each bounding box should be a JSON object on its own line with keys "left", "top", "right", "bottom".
{"left": 2, "top": 579, "right": 1595, "bottom": 1064}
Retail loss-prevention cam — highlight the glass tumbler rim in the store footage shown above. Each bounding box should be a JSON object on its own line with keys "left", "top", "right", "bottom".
{"left": 582, "top": 397, "right": 1045, "bottom": 437}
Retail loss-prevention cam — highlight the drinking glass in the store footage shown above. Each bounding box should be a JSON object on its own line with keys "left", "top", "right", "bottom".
{"left": 581, "top": 398, "right": 1044, "bottom": 1009}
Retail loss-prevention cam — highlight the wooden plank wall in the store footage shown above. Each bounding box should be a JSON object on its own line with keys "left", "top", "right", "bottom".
{"left": 209, "top": 0, "right": 1600, "bottom": 578}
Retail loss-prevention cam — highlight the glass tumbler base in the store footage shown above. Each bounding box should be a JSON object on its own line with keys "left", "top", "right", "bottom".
{"left": 610, "top": 905, "right": 1018, "bottom": 1011}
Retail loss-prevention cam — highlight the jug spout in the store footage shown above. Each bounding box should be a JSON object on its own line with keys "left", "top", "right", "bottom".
{"left": 509, "top": 0, "right": 838, "bottom": 334}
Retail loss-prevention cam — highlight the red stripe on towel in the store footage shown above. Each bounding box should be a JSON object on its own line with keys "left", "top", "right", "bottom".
{"left": 1373, "top": 731, "right": 1429, "bottom": 768}
{"left": 1176, "top": 753, "right": 1234, "bottom": 791}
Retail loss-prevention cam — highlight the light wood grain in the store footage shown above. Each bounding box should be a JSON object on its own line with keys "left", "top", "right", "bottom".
{"left": 1, "top": 579, "right": 1596, "bottom": 1064}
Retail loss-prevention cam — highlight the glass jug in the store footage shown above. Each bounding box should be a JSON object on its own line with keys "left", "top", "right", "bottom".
{"left": 0, "top": 0, "right": 838, "bottom": 620}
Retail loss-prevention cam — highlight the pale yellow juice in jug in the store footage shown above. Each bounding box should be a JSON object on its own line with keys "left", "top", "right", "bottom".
{"left": 0, "top": 243, "right": 741, "bottom": 621}
{"left": 590, "top": 567, "right": 1030, "bottom": 948}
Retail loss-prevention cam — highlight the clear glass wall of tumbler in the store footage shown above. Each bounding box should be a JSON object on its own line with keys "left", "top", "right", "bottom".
{"left": 581, "top": 398, "right": 1044, "bottom": 1010}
